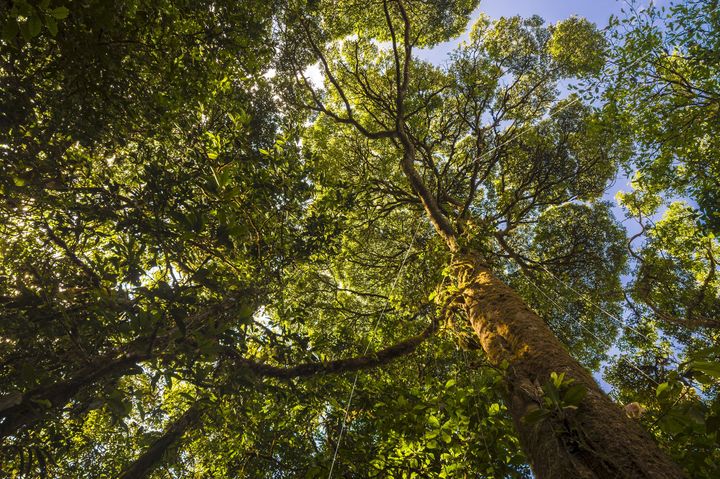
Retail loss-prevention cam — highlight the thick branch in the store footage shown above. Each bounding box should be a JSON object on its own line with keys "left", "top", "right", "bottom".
{"left": 42, "top": 221, "right": 102, "bottom": 286}
{"left": 389, "top": 0, "right": 459, "bottom": 252}
{"left": 298, "top": 19, "right": 395, "bottom": 140}
{"left": 228, "top": 319, "right": 437, "bottom": 379}
{"left": 0, "top": 298, "right": 242, "bottom": 441}
{"left": 0, "top": 352, "right": 148, "bottom": 441}
{"left": 118, "top": 403, "right": 202, "bottom": 479}
{"left": 114, "top": 320, "right": 437, "bottom": 476}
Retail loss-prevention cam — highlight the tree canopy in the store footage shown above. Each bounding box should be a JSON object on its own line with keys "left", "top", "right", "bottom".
{"left": 0, "top": 0, "right": 718, "bottom": 478}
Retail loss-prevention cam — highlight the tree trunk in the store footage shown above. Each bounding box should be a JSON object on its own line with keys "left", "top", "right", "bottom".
{"left": 454, "top": 252, "right": 686, "bottom": 479}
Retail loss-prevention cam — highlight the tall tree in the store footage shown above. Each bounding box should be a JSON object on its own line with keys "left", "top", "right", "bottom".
{"left": 277, "top": 1, "right": 685, "bottom": 477}
{"left": 2, "top": 0, "right": 715, "bottom": 477}
{"left": 603, "top": 0, "right": 720, "bottom": 334}
{"left": 600, "top": 2, "right": 720, "bottom": 475}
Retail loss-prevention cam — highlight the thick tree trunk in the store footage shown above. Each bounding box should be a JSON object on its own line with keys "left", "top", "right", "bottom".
{"left": 453, "top": 252, "right": 686, "bottom": 479}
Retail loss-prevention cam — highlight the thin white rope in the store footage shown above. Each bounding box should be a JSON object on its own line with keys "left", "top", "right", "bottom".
{"left": 327, "top": 217, "right": 423, "bottom": 478}
{"left": 539, "top": 265, "right": 639, "bottom": 337}
{"left": 522, "top": 269, "right": 662, "bottom": 387}
{"left": 534, "top": 263, "right": 711, "bottom": 393}
{"left": 537, "top": 264, "right": 688, "bottom": 366}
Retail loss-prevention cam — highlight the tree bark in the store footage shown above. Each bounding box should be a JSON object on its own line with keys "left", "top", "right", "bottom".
{"left": 0, "top": 353, "right": 147, "bottom": 441}
{"left": 118, "top": 403, "right": 201, "bottom": 479}
{"left": 453, "top": 252, "right": 686, "bottom": 479}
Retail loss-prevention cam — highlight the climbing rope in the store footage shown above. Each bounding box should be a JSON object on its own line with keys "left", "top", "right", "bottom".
{"left": 327, "top": 217, "right": 423, "bottom": 478}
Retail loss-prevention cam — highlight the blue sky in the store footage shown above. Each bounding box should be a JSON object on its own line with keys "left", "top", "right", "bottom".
{"left": 416, "top": 0, "right": 644, "bottom": 209}
{"left": 417, "top": 0, "right": 630, "bottom": 64}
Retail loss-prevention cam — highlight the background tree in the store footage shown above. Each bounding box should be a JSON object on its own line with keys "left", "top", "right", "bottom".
{"left": 600, "top": 1, "right": 720, "bottom": 475}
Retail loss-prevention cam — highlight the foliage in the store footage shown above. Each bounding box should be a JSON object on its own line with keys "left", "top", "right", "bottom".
{"left": 605, "top": 0, "right": 720, "bottom": 234}
{"left": 601, "top": 4, "right": 720, "bottom": 475}
{"left": 0, "top": 0, "right": 718, "bottom": 477}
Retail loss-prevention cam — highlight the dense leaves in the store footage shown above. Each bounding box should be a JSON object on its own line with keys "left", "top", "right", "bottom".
{"left": 0, "top": 0, "right": 718, "bottom": 477}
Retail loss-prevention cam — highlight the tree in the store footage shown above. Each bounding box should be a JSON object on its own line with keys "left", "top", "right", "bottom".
{"left": 599, "top": 2, "right": 720, "bottom": 475}
{"left": 1, "top": 0, "right": 315, "bottom": 474}
{"left": 0, "top": 0, "right": 712, "bottom": 477}
{"left": 606, "top": 0, "right": 719, "bottom": 234}
{"left": 275, "top": 1, "right": 685, "bottom": 476}
{"left": 602, "top": 0, "right": 720, "bottom": 332}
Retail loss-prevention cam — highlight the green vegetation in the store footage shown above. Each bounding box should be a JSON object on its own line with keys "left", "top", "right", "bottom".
{"left": 0, "top": 0, "right": 717, "bottom": 477}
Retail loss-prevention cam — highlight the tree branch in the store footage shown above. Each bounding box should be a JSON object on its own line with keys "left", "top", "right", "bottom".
{"left": 226, "top": 319, "right": 438, "bottom": 380}
{"left": 118, "top": 403, "right": 202, "bottom": 479}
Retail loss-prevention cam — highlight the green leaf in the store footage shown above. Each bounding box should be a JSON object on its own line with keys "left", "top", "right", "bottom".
{"left": 50, "top": 6, "right": 70, "bottom": 19}
{"left": 45, "top": 16, "right": 58, "bottom": 36}
{"left": 656, "top": 382, "right": 670, "bottom": 397}
{"left": 2, "top": 20, "right": 19, "bottom": 42}
{"left": 522, "top": 407, "right": 551, "bottom": 426}
{"left": 428, "top": 415, "right": 440, "bottom": 428}
{"left": 19, "top": 22, "right": 31, "bottom": 42}
{"left": 543, "top": 380, "right": 561, "bottom": 405}
{"left": 30, "top": 398, "right": 52, "bottom": 408}
{"left": 660, "top": 411, "right": 693, "bottom": 435}
{"left": 562, "top": 384, "right": 587, "bottom": 407}
{"left": 706, "top": 415, "right": 720, "bottom": 434}
{"left": 28, "top": 15, "right": 42, "bottom": 37}
{"left": 688, "top": 360, "right": 720, "bottom": 379}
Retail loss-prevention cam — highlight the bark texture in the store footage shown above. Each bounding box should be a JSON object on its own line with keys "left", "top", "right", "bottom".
{"left": 118, "top": 403, "right": 201, "bottom": 479}
{"left": 453, "top": 252, "right": 686, "bottom": 479}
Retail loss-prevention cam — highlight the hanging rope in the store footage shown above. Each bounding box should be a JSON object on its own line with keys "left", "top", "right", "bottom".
{"left": 327, "top": 217, "right": 423, "bottom": 478}
{"left": 521, "top": 268, "right": 661, "bottom": 387}
{"left": 519, "top": 265, "right": 713, "bottom": 439}
{"left": 516, "top": 260, "right": 709, "bottom": 395}
{"left": 536, "top": 264, "right": 703, "bottom": 374}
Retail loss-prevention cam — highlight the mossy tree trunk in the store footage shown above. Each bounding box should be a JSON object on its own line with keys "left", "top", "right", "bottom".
{"left": 454, "top": 252, "right": 687, "bottom": 479}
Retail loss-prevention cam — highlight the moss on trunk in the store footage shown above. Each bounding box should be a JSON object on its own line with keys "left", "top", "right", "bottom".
{"left": 454, "top": 252, "right": 686, "bottom": 479}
